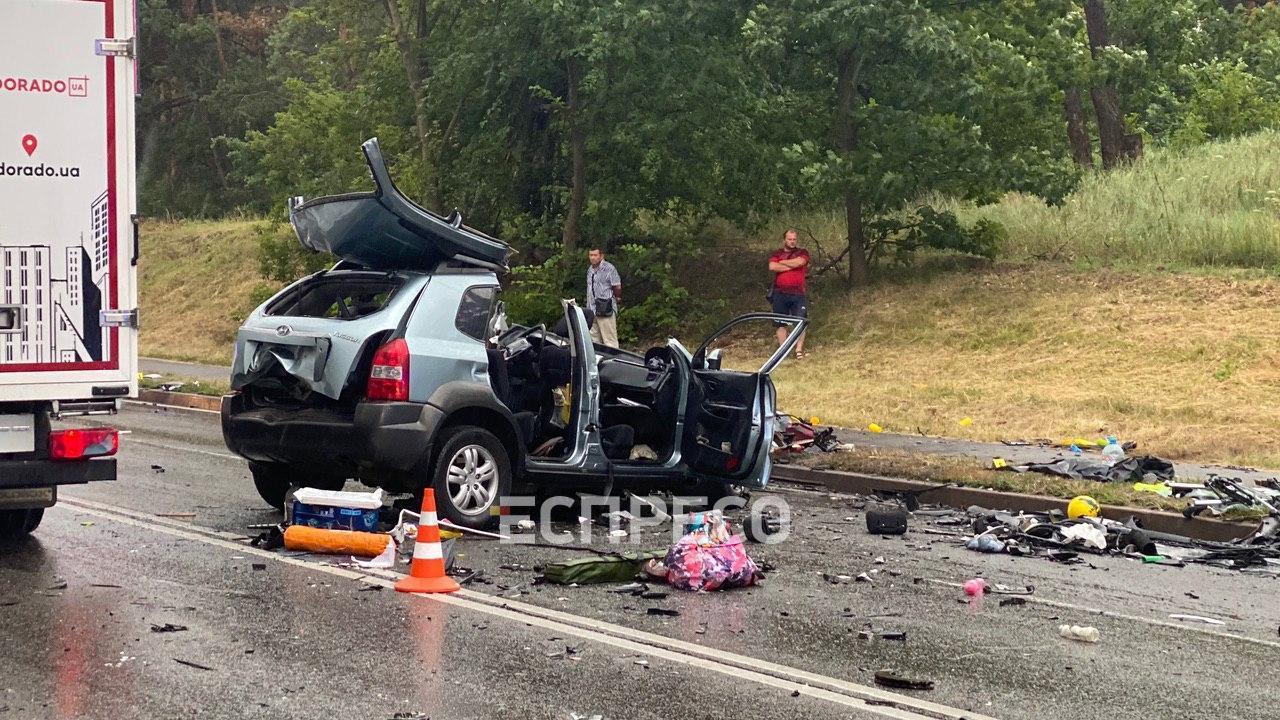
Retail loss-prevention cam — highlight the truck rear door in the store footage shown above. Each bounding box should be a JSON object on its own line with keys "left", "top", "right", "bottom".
{"left": 0, "top": 0, "right": 138, "bottom": 402}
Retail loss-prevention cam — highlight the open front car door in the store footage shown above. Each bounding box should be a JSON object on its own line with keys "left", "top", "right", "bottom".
{"left": 681, "top": 313, "right": 807, "bottom": 488}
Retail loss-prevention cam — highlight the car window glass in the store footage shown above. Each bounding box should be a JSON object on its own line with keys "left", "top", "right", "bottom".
{"left": 456, "top": 286, "right": 497, "bottom": 341}
{"left": 265, "top": 276, "right": 401, "bottom": 320}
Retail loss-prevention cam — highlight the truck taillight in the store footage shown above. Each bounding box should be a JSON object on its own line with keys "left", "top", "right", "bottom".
{"left": 49, "top": 428, "right": 119, "bottom": 460}
{"left": 367, "top": 338, "right": 410, "bottom": 401}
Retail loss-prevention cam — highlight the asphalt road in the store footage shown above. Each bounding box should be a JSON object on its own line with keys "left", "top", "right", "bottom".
{"left": 3, "top": 403, "right": 1278, "bottom": 719}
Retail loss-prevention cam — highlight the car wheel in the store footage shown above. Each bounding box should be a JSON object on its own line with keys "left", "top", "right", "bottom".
{"left": 249, "top": 462, "right": 346, "bottom": 511}
{"left": 431, "top": 425, "right": 511, "bottom": 530}
{"left": 0, "top": 508, "right": 44, "bottom": 540}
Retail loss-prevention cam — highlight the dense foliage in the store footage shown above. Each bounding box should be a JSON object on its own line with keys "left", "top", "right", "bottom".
{"left": 138, "top": 0, "right": 1280, "bottom": 333}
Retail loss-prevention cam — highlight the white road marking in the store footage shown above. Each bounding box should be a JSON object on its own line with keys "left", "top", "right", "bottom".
{"left": 54, "top": 496, "right": 990, "bottom": 720}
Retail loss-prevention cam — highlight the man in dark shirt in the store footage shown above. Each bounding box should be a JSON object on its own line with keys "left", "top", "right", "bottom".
{"left": 768, "top": 229, "right": 809, "bottom": 357}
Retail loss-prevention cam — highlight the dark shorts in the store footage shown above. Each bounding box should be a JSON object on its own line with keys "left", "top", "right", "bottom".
{"left": 770, "top": 291, "right": 807, "bottom": 326}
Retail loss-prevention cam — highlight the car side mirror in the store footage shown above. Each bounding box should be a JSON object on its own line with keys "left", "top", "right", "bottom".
{"left": 706, "top": 348, "right": 723, "bottom": 371}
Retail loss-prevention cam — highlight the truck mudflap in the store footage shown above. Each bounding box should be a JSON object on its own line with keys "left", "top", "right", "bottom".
{"left": 0, "top": 458, "right": 116, "bottom": 489}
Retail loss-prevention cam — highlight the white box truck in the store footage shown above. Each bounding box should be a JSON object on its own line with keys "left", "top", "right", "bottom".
{"left": 0, "top": 0, "right": 138, "bottom": 538}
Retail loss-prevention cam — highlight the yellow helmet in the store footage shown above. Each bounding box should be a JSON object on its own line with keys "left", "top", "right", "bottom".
{"left": 1067, "top": 495, "right": 1101, "bottom": 519}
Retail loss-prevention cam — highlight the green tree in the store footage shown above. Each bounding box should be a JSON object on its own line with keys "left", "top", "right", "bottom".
{"left": 745, "top": 0, "right": 1064, "bottom": 286}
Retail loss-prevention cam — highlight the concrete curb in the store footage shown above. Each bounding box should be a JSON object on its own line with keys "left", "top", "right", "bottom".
{"left": 771, "top": 464, "right": 1257, "bottom": 543}
{"left": 136, "top": 388, "right": 223, "bottom": 413}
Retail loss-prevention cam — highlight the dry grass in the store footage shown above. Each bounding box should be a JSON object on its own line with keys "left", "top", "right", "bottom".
{"left": 138, "top": 218, "right": 280, "bottom": 365}
{"left": 763, "top": 265, "right": 1280, "bottom": 470}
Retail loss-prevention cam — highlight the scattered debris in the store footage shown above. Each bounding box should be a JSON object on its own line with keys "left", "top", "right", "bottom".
{"left": 151, "top": 464, "right": 166, "bottom": 473}
{"left": 543, "top": 551, "right": 665, "bottom": 585}
{"left": 866, "top": 504, "right": 908, "bottom": 535}
{"left": 999, "top": 597, "right": 1027, "bottom": 607}
{"left": 1058, "top": 625, "right": 1100, "bottom": 643}
{"left": 150, "top": 623, "right": 188, "bottom": 633}
{"left": 999, "top": 455, "right": 1174, "bottom": 483}
{"left": 282, "top": 525, "right": 391, "bottom": 558}
{"left": 1169, "top": 614, "right": 1225, "bottom": 626}
{"left": 251, "top": 562, "right": 267, "bottom": 571}
{"left": 173, "top": 658, "right": 215, "bottom": 671}
{"left": 858, "top": 630, "right": 906, "bottom": 641}
{"left": 873, "top": 670, "right": 934, "bottom": 690}
{"left": 773, "top": 413, "right": 840, "bottom": 454}
{"left": 646, "top": 608, "right": 680, "bottom": 617}
{"left": 154, "top": 512, "right": 196, "bottom": 519}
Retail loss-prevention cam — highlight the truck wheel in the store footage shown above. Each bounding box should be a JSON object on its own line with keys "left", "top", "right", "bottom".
{"left": 249, "top": 463, "right": 346, "bottom": 511}
{"left": 0, "top": 508, "right": 44, "bottom": 540}
{"left": 431, "top": 425, "right": 511, "bottom": 530}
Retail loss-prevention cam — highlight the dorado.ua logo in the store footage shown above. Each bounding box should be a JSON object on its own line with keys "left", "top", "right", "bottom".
{"left": 1, "top": 134, "right": 81, "bottom": 179}
{"left": 0, "top": 75, "right": 89, "bottom": 97}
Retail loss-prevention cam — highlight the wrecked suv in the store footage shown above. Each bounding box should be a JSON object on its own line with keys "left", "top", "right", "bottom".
{"left": 222, "top": 139, "right": 806, "bottom": 528}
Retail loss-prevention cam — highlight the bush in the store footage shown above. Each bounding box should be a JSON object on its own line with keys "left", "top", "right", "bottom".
{"left": 255, "top": 220, "right": 332, "bottom": 283}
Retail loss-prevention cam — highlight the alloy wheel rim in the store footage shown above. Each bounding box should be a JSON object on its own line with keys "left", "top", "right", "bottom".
{"left": 445, "top": 444, "right": 499, "bottom": 516}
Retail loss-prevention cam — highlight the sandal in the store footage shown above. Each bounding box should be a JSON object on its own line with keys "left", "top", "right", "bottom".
{"left": 794, "top": 350, "right": 809, "bottom": 359}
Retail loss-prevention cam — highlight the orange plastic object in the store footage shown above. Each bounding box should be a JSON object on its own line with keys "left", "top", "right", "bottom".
{"left": 282, "top": 525, "right": 390, "bottom": 557}
{"left": 395, "top": 489, "right": 461, "bottom": 594}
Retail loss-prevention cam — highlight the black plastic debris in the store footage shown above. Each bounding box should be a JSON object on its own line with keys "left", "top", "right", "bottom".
{"left": 173, "top": 658, "right": 214, "bottom": 671}
{"left": 151, "top": 464, "right": 165, "bottom": 473}
{"left": 150, "top": 623, "right": 188, "bottom": 633}
{"left": 250, "top": 525, "right": 284, "bottom": 550}
{"left": 874, "top": 670, "right": 934, "bottom": 690}
{"left": 647, "top": 608, "right": 680, "bottom": 617}
{"left": 866, "top": 504, "right": 909, "bottom": 535}
{"left": 999, "top": 597, "right": 1027, "bottom": 607}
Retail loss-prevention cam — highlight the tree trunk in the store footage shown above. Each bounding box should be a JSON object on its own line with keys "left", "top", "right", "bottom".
{"left": 1083, "top": 0, "right": 1140, "bottom": 168}
{"left": 561, "top": 57, "right": 587, "bottom": 272}
{"left": 844, "top": 192, "right": 867, "bottom": 288}
{"left": 1063, "top": 87, "right": 1093, "bottom": 168}
{"left": 384, "top": 0, "right": 442, "bottom": 210}
{"left": 832, "top": 49, "right": 868, "bottom": 287}
{"left": 209, "top": 0, "right": 229, "bottom": 72}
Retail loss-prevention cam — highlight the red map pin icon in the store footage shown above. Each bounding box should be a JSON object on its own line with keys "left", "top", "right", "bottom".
{"left": 21, "top": 134, "right": 37, "bottom": 156}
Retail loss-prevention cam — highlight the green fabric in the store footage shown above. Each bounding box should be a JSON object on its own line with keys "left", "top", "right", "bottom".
{"left": 542, "top": 550, "right": 665, "bottom": 585}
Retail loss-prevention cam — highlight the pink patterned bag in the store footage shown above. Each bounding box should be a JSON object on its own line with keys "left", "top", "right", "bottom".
{"left": 664, "top": 512, "right": 762, "bottom": 591}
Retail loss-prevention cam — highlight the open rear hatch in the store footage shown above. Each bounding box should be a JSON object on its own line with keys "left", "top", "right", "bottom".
{"left": 288, "top": 138, "right": 511, "bottom": 272}
{"left": 230, "top": 271, "right": 421, "bottom": 403}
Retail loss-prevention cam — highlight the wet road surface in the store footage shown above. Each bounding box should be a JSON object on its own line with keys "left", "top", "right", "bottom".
{"left": 2, "top": 402, "right": 1277, "bottom": 719}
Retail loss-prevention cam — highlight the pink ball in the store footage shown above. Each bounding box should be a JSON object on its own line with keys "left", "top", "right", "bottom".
{"left": 963, "top": 578, "right": 987, "bottom": 597}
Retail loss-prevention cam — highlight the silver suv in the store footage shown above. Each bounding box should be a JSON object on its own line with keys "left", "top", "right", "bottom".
{"left": 221, "top": 139, "right": 806, "bottom": 528}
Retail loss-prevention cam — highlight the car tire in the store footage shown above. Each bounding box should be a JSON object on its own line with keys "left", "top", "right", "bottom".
{"left": 0, "top": 508, "right": 44, "bottom": 540}
{"left": 250, "top": 462, "right": 346, "bottom": 510}
{"left": 430, "top": 425, "right": 511, "bottom": 530}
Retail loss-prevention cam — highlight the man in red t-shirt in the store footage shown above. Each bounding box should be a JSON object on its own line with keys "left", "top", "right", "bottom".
{"left": 768, "top": 229, "right": 809, "bottom": 357}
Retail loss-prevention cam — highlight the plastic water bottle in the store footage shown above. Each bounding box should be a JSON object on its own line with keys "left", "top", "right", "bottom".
{"left": 1101, "top": 436, "right": 1125, "bottom": 466}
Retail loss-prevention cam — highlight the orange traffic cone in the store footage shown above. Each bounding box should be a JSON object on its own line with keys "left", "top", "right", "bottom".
{"left": 395, "top": 488, "right": 461, "bottom": 595}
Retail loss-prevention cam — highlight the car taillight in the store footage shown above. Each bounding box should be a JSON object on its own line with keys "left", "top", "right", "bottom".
{"left": 49, "top": 428, "right": 119, "bottom": 460}
{"left": 367, "top": 338, "right": 410, "bottom": 401}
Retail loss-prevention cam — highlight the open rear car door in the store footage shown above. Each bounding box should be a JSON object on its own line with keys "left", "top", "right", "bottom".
{"left": 681, "top": 314, "right": 806, "bottom": 487}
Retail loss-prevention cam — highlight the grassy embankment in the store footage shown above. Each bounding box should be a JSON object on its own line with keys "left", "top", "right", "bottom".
{"left": 141, "top": 133, "right": 1280, "bottom": 479}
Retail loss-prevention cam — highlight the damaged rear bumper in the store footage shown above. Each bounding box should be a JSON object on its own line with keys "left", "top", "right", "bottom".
{"left": 220, "top": 394, "right": 443, "bottom": 473}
